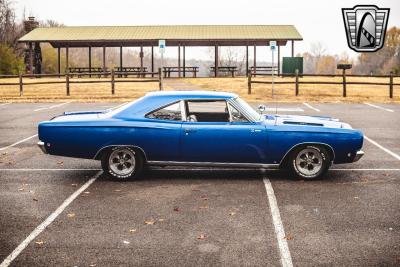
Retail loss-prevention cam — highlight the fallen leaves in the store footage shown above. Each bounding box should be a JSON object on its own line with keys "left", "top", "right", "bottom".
{"left": 57, "top": 161, "right": 64, "bottom": 166}
{"left": 198, "top": 206, "right": 208, "bottom": 210}
{"left": 283, "top": 234, "right": 293, "bottom": 240}
{"left": 35, "top": 240, "right": 44, "bottom": 246}
{"left": 122, "top": 240, "right": 130, "bottom": 244}
{"left": 197, "top": 234, "right": 206, "bottom": 240}
{"left": 33, "top": 198, "right": 38, "bottom": 202}
{"left": 144, "top": 219, "right": 156, "bottom": 225}
{"left": 129, "top": 229, "right": 137, "bottom": 233}
{"left": 200, "top": 195, "right": 208, "bottom": 201}
{"left": 71, "top": 183, "right": 78, "bottom": 187}
{"left": 173, "top": 207, "right": 180, "bottom": 212}
{"left": 18, "top": 188, "right": 24, "bottom": 191}
{"left": 229, "top": 212, "right": 236, "bottom": 216}
{"left": 113, "top": 189, "right": 122, "bottom": 192}
{"left": 67, "top": 213, "right": 75, "bottom": 218}
{"left": 158, "top": 218, "right": 165, "bottom": 222}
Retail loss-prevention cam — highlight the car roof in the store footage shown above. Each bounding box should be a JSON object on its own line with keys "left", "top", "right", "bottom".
{"left": 145, "top": 90, "right": 238, "bottom": 99}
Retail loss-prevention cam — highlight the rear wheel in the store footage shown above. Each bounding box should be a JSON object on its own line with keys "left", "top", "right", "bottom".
{"left": 288, "top": 145, "right": 331, "bottom": 180}
{"left": 101, "top": 147, "right": 143, "bottom": 180}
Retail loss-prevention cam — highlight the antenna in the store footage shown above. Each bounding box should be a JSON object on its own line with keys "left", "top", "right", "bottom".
{"left": 270, "top": 41, "right": 278, "bottom": 126}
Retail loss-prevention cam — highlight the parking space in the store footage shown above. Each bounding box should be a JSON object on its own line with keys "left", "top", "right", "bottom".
{"left": 0, "top": 101, "right": 399, "bottom": 266}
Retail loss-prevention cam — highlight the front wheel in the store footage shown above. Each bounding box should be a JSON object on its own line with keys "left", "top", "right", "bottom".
{"left": 101, "top": 147, "right": 143, "bottom": 180}
{"left": 288, "top": 145, "right": 331, "bottom": 180}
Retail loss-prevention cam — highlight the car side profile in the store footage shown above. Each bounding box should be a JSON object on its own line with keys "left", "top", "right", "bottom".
{"left": 38, "top": 91, "right": 364, "bottom": 180}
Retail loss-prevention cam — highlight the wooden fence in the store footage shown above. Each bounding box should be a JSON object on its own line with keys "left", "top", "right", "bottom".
{"left": 0, "top": 68, "right": 162, "bottom": 96}
{"left": 248, "top": 70, "right": 399, "bottom": 98}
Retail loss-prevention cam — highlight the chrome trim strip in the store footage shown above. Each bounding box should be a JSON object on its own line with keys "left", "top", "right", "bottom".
{"left": 227, "top": 99, "right": 255, "bottom": 123}
{"left": 147, "top": 161, "right": 279, "bottom": 169}
{"left": 278, "top": 142, "right": 336, "bottom": 165}
{"left": 37, "top": 141, "right": 47, "bottom": 154}
{"left": 93, "top": 145, "right": 147, "bottom": 160}
{"left": 353, "top": 150, "right": 364, "bottom": 162}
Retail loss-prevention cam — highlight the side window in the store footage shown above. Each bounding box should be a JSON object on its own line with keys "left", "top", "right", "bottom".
{"left": 228, "top": 103, "right": 249, "bottom": 122}
{"left": 186, "top": 101, "right": 229, "bottom": 122}
{"left": 146, "top": 102, "right": 182, "bottom": 121}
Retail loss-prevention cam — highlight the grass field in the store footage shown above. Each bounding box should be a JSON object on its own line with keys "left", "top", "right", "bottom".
{"left": 0, "top": 76, "right": 399, "bottom": 103}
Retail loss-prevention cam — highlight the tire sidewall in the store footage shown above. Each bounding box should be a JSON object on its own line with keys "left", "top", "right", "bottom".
{"left": 101, "top": 147, "right": 143, "bottom": 180}
{"left": 290, "top": 145, "right": 330, "bottom": 180}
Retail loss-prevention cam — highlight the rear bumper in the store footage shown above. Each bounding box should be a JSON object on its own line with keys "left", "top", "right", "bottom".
{"left": 37, "top": 141, "right": 47, "bottom": 154}
{"left": 353, "top": 150, "right": 364, "bottom": 162}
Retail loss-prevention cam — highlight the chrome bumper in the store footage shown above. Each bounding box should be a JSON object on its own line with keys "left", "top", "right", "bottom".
{"left": 353, "top": 150, "right": 364, "bottom": 162}
{"left": 37, "top": 141, "right": 47, "bottom": 154}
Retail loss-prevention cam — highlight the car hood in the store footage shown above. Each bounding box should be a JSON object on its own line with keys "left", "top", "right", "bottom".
{"left": 263, "top": 114, "right": 352, "bottom": 129}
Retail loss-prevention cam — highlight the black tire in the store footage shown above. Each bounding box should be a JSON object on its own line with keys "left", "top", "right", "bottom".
{"left": 101, "top": 146, "right": 143, "bottom": 180}
{"left": 287, "top": 145, "right": 331, "bottom": 180}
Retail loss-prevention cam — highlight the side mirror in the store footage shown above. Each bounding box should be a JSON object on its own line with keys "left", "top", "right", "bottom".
{"left": 258, "top": 104, "right": 266, "bottom": 114}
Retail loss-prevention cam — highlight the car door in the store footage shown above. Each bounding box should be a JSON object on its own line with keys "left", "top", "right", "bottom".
{"left": 140, "top": 101, "right": 183, "bottom": 161}
{"left": 180, "top": 100, "right": 267, "bottom": 164}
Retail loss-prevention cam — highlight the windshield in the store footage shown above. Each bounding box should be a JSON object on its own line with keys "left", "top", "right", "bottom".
{"left": 232, "top": 97, "right": 262, "bottom": 121}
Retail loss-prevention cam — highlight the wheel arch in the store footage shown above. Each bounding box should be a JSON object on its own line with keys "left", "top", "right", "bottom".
{"left": 93, "top": 145, "right": 147, "bottom": 162}
{"left": 279, "top": 142, "right": 335, "bottom": 168}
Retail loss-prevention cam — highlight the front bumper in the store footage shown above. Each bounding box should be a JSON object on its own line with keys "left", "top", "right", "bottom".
{"left": 37, "top": 141, "right": 47, "bottom": 154}
{"left": 353, "top": 150, "right": 364, "bottom": 162}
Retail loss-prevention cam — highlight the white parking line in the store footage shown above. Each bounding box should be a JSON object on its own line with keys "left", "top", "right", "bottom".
{"left": 0, "top": 134, "right": 38, "bottom": 152}
{"left": 0, "top": 171, "right": 101, "bottom": 267}
{"left": 0, "top": 103, "right": 11, "bottom": 107}
{"left": 364, "top": 103, "right": 394, "bottom": 113}
{"left": 303, "top": 102, "right": 320, "bottom": 112}
{"left": 330, "top": 168, "right": 400, "bottom": 171}
{"left": 266, "top": 108, "right": 304, "bottom": 112}
{"left": 34, "top": 102, "right": 71, "bottom": 112}
{"left": 365, "top": 136, "right": 400, "bottom": 161}
{"left": 263, "top": 178, "right": 293, "bottom": 267}
{"left": 0, "top": 168, "right": 101, "bottom": 171}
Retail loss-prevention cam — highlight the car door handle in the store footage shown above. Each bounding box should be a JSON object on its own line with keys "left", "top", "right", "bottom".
{"left": 250, "top": 129, "right": 262, "bottom": 133}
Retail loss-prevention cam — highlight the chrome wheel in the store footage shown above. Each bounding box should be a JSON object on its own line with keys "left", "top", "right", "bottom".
{"left": 295, "top": 147, "right": 323, "bottom": 177}
{"left": 108, "top": 148, "right": 136, "bottom": 177}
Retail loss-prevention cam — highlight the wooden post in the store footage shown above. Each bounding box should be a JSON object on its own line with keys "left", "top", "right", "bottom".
{"left": 389, "top": 71, "right": 393, "bottom": 98}
{"left": 246, "top": 45, "right": 249, "bottom": 77}
{"left": 140, "top": 46, "right": 144, "bottom": 77}
{"left": 253, "top": 44, "right": 256, "bottom": 76}
{"left": 158, "top": 68, "right": 162, "bottom": 91}
{"left": 118, "top": 46, "right": 123, "bottom": 78}
{"left": 342, "top": 68, "right": 347, "bottom": 97}
{"left": 178, "top": 44, "right": 181, "bottom": 78}
{"left": 214, "top": 45, "right": 218, "bottom": 77}
{"left": 291, "top": 40, "right": 294, "bottom": 57}
{"left": 66, "top": 47, "right": 69, "bottom": 74}
{"left": 66, "top": 72, "right": 70, "bottom": 96}
{"left": 151, "top": 46, "right": 154, "bottom": 78}
{"left": 277, "top": 45, "right": 281, "bottom": 76}
{"left": 103, "top": 46, "right": 106, "bottom": 77}
{"left": 89, "top": 46, "right": 92, "bottom": 78}
{"left": 183, "top": 45, "right": 186, "bottom": 78}
{"left": 29, "top": 42, "right": 33, "bottom": 75}
{"left": 19, "top": 73, "right": 23, "bottom": 96}
{"left": 57, "top": 47, "right": 61, "bottom": 77}
{"left": 248, "top": 73, "right": 252, "bottom": 94}
{"left": 111, "top": 68, "right": 115, "bottom": 95}
{"left": 295, "top": 69, "right": 299, "bottom": 96}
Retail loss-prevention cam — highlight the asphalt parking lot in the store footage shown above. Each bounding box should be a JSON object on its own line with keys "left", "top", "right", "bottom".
{"left": 0, "top": 101, "right": 399, "bottom": 266}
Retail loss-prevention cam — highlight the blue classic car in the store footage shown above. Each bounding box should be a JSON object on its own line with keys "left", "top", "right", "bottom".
{"left": 38, "top": 91, "right": 364, "bottom": 180}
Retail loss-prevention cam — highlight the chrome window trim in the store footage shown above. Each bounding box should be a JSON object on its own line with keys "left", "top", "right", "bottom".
{"left": 227, "top": 101, "right": 250, "bottom": 123}
{"left": 180, "top": 100, "right": 187, "bottom": 121}
{"left": 227, "top": 99, "right": 256, "bottom": 123}
{"left": 144, "top": 100, "right": 183, "bottom": 122}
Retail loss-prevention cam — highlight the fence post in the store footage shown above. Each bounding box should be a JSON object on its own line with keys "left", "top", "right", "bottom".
{"left": 66, "top": 73, "right": 70, "bottom": 96}
{"left": 295, "top": 69, "right": 299, "bottom": 96}
{"left": 247, "top": 70, "right": 252, "bottom": 94}
{"left": 19, "top": 73, "right": 23, "bottom": 96}
{"left": 158, "top": 68, "right": 162, "bottom": 91}
{"left": 389, "top": 71, "right": 393, "bottom": 98}
{"left": 111, "top": 69, "right": 115, "bottom": 95}
{"left": 342, "top": 69, "right": 347, "bottom": 97}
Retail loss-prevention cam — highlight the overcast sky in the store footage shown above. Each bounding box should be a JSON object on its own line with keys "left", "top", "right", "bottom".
{"left": 12, "top": 0, "right": 400, "bottom": 60}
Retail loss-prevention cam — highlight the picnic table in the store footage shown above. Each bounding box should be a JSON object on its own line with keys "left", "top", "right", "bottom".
{"left": 163, "top": 67, "right": 199, "bottom": 78}
{"left": 250, "top": 66, "right": 278, "bottom": 76}
{"left": 68, "top": 67, "right": 106, "bottom": 78}
{"left": 115, "top": 67, "right": 148, "bottom": 77}
{"left": 210, "top": 66, "right": 237, "bottom": 77}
